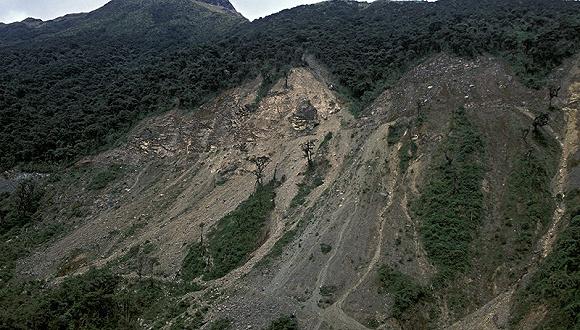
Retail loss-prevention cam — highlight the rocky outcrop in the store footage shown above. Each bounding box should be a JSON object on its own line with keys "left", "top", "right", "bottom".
{"left": 291, "top": 99, "right": 320, "bottom": 131}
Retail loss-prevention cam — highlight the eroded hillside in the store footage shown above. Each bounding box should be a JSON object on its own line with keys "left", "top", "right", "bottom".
{"left": 2, "top": 53, "right": 577, "bottom": 329}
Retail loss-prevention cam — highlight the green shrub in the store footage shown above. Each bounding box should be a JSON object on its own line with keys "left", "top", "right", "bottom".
{"left": 210, "top": 318, "right": 232, "bottom": 330}
{"left": 503, "top": 151, "right": 556, "bottom": 259}
{"left": 511, "top": 215, "right": 580, "bottom": 329}
{"left": 87, "top": 166, "right": 124, "bottom": 191}
{"left": 0, "top": 179, "right": 44, "bottom": 235}
{"left": 412, "top": 107, "right": 485, "bottom": 280}
{"left": 399, "top": 139, "right": 418, "bottom": 172}
{"left": 267, "top": 315, "right": 299, "bottom": 330}
{"left": 290, "top": 158, "right": 329, "bottom": 209}
{"left": 387, "top": 123, "right": 408, "bottom": 146}
{"left": 258, "top": 227, "right": 299, "bottom": 267}
{"left": 181, "top": 183, "right": 276, "bottom": 280}
{"left": 182, "top": 242, "right": 208, "bottom": 281}
{"left": 320, "top": 243, "right": 332, "bottom": 254}
{"left": 378, "top": 266, "right": 426, "bottom": 319}
{"left": 0, "top": 268, "right": 200, "bottom": 329}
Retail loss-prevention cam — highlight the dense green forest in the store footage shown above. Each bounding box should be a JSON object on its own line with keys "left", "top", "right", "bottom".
{"left": 0, "top": 0, "right": 578, "bottom": 171}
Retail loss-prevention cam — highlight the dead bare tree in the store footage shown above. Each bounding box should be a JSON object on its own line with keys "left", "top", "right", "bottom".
{"left": 444, "top": 151, "right": 453, "bottom": 167}
{"left": 250, "top": 155, "right": 270, "bottom": 186}
{"left": 548, "top": 85, "right": 561, "bottom": 108}
{"left": 301, "top": 140, "right": 317, "bottom": 168}
{"left": 532, "top": 113, "right": 550, "bottom": 131}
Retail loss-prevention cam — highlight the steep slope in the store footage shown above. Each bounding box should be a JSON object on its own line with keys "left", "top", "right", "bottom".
{"left": 2, "top": 53, "right": 577, "bottom": 329}
{"left": 0, "top": 1, "right": 579, "bottom": 329}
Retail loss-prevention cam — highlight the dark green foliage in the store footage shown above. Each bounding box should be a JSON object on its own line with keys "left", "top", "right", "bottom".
{"left": 209, "top": 318, "right": 232, "bottom": 330}
{"left": 0, "top": 179, "right": 43, "bottom": 235}
{"left": 503, "top": 151, "right": 556, "bottom": 259}
{"left": 0, "top": 223, "right": 64, "bottom": 286}
{"left": 1, "top": 0, "right": 578, "bottom": 171}
{"left": 378, "top": 266, "right": 426, "bottom": 319}
{"left": 320, "top": 243, "right": 332, "bottom": 255}
{"left": 399, "top": 139, "right": 418, "bottom": 173}
{"left": 511, "top": 215, "right": 580, "bottom": 329}
{"left": 182, "top": 242, "right": 208, "bottom": 281}
{"left": 87, "top": 166, "right": 124, "bottom": 191}
{"left": 290, "top": 157, "right": 329, "bottom": 209}
{"left": 182, "top": 182, "right": 276, "bottom": 280}
{"left": 0, "top": 268, "right": 200, "bottom": 329}
{"left": 258, "top": 227, "right": 299, "bottom": 267}
{"left": 413, "top": 107, "right": 485, "bottom": 280}
{"left": 319, "top": 285, "right": 336, "bottom": 297}
{"left": 266, "top": 315, "right": 299, "bottom": 330}
{"left": 387, "top": 123, "right": 408, "bottom": 146}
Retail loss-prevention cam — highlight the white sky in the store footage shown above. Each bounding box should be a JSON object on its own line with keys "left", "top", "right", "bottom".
{"left": 0, "top": 0, "right": 371, "bottom": 23}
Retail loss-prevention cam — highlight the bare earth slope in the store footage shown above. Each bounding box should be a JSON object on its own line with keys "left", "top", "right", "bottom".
{"left": 16, "top": 54, "right": 579, "bottom": 329}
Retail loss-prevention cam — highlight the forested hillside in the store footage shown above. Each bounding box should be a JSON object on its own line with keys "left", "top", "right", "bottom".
{"left": 0, "top": 0, "right": 578, "bottom": 171}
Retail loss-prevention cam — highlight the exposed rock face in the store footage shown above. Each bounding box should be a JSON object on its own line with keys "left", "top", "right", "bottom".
{"left": 291, "top": 99, "right": 320, "bottom": 131}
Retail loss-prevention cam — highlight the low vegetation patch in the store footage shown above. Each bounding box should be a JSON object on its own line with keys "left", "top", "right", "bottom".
{"left": 320, "top": 243, "right": 332, "bottom": 254}
{"left": 503, "top": 150, "right": 557, "bottom": 260}
{"left": 412, "top": 107, "right": 485, "bottom": 281}
{"left": 209, "top": 318, "right": 232, "bottom": 330}
{"left": 510, "top": 215, "right": 580, "bottom": 329}
{"left": 290, "top": 166, "right": 326, "bottom": 209}
{"left": 87, "top": 165, "right": 124, "bottom": 191}
{"left": 0, "top": 268, "right": 200, "bottom": 329}
{"left": 257, "top": 227, "right": 299, "bottom": 268}
{"left": 399, "top": 139, "right": 418, "bottom": 172}
{"left": 387, "top": 122, "right": 408, "bottom": 146}
{"left": 182, "top": 182, "right": 276, "bottom": 280}
{"left": 267, "top": 315, "right": 299, "bottom": 330}
{"left": 378, "top": 266, "right": 427, "bottom": 319}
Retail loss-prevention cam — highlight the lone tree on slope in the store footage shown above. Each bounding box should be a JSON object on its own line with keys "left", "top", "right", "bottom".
{"left": 301, "top": 140, "right": 317, "bottom": 168}
{"left": 549, "top": 85, "right": 561, "bottom": 108}
{"left": 250, "top": 155, "right": 270, "bottom": 186}
{"left": 532, "top": 113, "right": 550, "bottom": 131}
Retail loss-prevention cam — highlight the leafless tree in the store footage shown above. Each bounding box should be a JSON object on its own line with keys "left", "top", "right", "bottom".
{"left": 250, "top": 156, "right": 270, "bottom": 186}
{"left": 549, "top": 85, "right": 561, "bottom": 108}
{"left": 444, "top": 151, "right": 453, "bottom": 167}
{"left": 532, "top": 113, "right": 550, "bottom": 131}
{"left": 301, "top": 140, "right": 317, "bottom": 167}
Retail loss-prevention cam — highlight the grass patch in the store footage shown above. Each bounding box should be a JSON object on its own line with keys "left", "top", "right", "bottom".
{"left": 399, "top": 139, "right": 418, "bottom": 172}
{"left": 387, "top": 122, "right": 408, "bottom": 146}
{"left": 320, "top": 285, "right": 336, "bottom": 296}
{"left": 267, "top": 315, "right": 299, "bottom": 330}
{"left": 87, "top": 165, "right": 124, "bottom": 191}
{"left": 378, "top": 266, "right": 427, "bottom": 319}
{"left": 209, "top": 318, "right": 232, "bottom": 330}
{"left": 320, "top": 243, "right": 332, "bottom": 254}
{"left": 0, "top": 268, "right": 200, "bottom": 329}
{"left": 503, "top": 150, "right": 557, "bottom": 260}
{"left": 412, "top": 107, "right": 485, "bottom": 281}
{"left": 510, "top": 215, "right": 580, "bottom": 329}
{"left": 290, "top": 155, "right": 330, "bottom": 209}
{"left": 182, "top": 182, "right": 276, "bottom": 280}
{"left": 258, "top": 227, "right": 299, "bottom": 268}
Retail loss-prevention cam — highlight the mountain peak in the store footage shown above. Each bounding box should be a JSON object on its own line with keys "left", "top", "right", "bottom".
{"left": 197, "top": 0, "right": 236, "bottom": 12}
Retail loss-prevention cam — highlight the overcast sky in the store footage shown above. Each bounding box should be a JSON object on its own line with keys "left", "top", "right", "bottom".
{"left": 0, "top": 0, "right": 352, "bottom": 23}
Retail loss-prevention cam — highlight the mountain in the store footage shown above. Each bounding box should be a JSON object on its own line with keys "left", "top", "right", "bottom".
{"left": 0, "top": 0, "right": 244, "bottom": 46}
{"left": 0, "top": 0, "right": 579, "bottom": 329}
